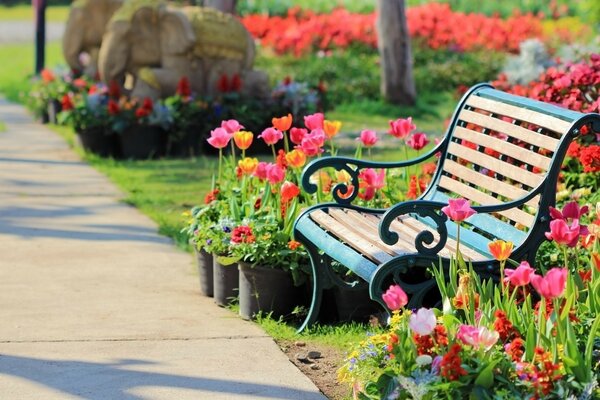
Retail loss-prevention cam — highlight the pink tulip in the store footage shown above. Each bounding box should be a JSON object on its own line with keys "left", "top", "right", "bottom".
{"left": 504, "top": 261, "right": 535, "bottom": 286}
{"left": 207, "top": 127, "right": 232, "bottom": 149}
{"left": 358, "top": 168, "right": 386, "bottom": 201}
{"left": 409, "top": 308, "right": 437, "bottom": 335}
{"left": 357, "top": 129, "right": 378, "bottom": 147}
{"left": 457, "top": 325, "right": 499, "bottom": 351}
{"left": 299, "top": 129, "right": 325, "bottom": 157}
{"left": 549, "top": 201, "right": 589, "bottom": 239}
{"left": 389, "top": 117, "right": 416, "bottom": 139}
{"left": 442, "top": 198, "right": 476, "bottom": 222}
{"left": 382, "top": 284, "right": 408, "bottom": 311}
{"left": 530, "top": 267, "right": 567, "bottom": 300}
{"left": 290, "top": 127, "right": 307, "bottom": 145}
{"left": 265, "top": 163, "right": 285, "bottom": 185}
{"left": 545, "top": 219, "right": 581, "bottom": 247}
{"left": 406, "top": 132, "right": 429, "bottom": 151}
{"left": 258, "top": 127, "right": 283, "bottom": 146}
{"left": 304, "top": 113, "right": 324, "bottom": 130}
{"left": 221, "top": 119, "right": 244, "bottom": 134}
{"left": 253, "top": 162, "right": 269, "bottom": 181}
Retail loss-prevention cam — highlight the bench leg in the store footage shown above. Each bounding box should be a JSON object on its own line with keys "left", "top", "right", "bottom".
{"left": 296, "top": 244, "right": 329, "bottom": 333}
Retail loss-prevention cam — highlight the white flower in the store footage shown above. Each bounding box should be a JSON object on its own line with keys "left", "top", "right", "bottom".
{"left": 409, "top": 308, "right": 437, "bottom": 336}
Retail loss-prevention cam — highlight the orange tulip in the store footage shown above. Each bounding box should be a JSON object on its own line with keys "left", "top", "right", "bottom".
{"left": 238, "top": 157, "right": 258, "bottom": 175}
{"left": 281, "top": 181, "right": 300, "bottom": 202}
{"left": 233, "top": 130, "right": 253, "bottom": 150}
{"left": 488, "top": 240, "right": 513, "bottom": 261}
{"left": 285, "top": 149, "right": 307, "bottom": 168}
{"left": 272, "top": 113, "right": 293, "bottom": 132}
{"left": 592, "top": 253, "right": 600, "bottom": 272}
{"left": 323, "top": 120, "right": 342, "bottom": 138}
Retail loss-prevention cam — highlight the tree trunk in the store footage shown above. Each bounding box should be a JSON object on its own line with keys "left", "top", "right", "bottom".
{"left": 202, "top": 0, "right": 236, "bottom": 14}
{"left": 376, "top": 0, "right": 416, "bottom": 105}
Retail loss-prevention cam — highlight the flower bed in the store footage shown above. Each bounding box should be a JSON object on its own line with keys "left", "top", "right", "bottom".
{"left": 241, "top": 3, "right": 584, "bottom": 56}
{"left": 339, "top": 200, "right": 600, "bottom": 399}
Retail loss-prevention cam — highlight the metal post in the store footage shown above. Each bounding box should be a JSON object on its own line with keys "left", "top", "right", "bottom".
{"left": 33, "top": 0, "right": 47, "bottom": 74}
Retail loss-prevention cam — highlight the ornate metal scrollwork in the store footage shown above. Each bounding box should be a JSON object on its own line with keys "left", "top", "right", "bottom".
{"left": 379, "top": 201, "right": 449, "bottom": 257}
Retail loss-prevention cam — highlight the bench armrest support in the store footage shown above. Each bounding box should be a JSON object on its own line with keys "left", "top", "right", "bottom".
{"left": 379, "top": 200, "right": 449, "bottom": 256}
{"left": 300, "top": 139, "right": 447, "bottom": 204}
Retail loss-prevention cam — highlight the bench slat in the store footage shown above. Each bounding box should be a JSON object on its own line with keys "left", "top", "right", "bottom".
{"left": 466, "top": 95, "right": 572, "bottom": 134}
{"left": 453, "top": 126, "right": 552, "bottom": 170}
{"left": 443, "top": 159, "right": 540, "bottom": 208}
{"left": 458, "top": 109, "right": 560, "bottom": 151}
{"left": 310, "top": 210, "right": 394, "bottom": 264}
{"left": 439, "top": 176, "right": 535, "bottom": 227}
{"left": 447, "top": 142, "right": 543, "bottom": 188}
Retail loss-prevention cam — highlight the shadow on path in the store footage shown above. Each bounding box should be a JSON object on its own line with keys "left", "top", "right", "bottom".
{"left": 0, "top": 354, "right": 317, "bottom": 399}
{"left": 0, "top": 205, "right": 167, "bottom": 244}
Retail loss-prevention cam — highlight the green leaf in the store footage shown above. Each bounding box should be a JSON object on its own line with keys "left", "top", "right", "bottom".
{"left": 474, "top": 359, "right": 499, "bottom": 389}
{"left": 216, "top": 255, "right": 241, "bottom": 266}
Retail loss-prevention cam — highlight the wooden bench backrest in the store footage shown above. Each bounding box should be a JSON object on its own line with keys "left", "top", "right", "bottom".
{"left": 423, "top": 84, "right": 593, "bottom": 255}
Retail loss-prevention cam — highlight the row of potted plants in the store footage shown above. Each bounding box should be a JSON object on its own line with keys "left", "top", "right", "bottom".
{"left": 183, "top": 113, "right": 437, "bottom": 319}
{"left": 29, "top": 69, "right": 322, "bottom": 159}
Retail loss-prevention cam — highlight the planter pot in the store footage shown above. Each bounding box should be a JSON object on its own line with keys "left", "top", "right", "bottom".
{"left": 167, "top": 129, "right": 202, "bottom": 157}
{"left": 119, "top": 125, "right": 165, "bottom": 159}
{"left": 213, "top": 258, "right": 239, "bottom": 307}
{"left": 194, "top": 248, "right": 213, "bottom": 297}
{"left": 238, "top": 263, "right": 304, "bottom": 320}
{"left": 333, "top": 284, "right": 380, "bottom": 322}
{"left": 77, "top": 127, "right": 119, "bottom": 157}
{"left": 47, "top": 100, "right": 61, "bottom": 125}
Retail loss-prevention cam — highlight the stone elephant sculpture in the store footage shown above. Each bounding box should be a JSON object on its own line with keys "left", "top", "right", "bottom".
{"left": 63, "top": 0, "right": 123, "bottom": 77}
{"left": 98, "top": 0, "right": 269, "bottom": 100}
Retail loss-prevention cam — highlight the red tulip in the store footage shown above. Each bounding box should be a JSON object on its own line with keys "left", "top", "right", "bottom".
{"left": 357, "top": 129, "right": 378, "bottom": 147}
{"left": 382, "top": 284, "right": 408, "bottom": 311}
{"left": 530, "top": 267, "right": 567, "bottom": 300}
{"left": 60, "top": 94, "right": 74, "bottom": 111}
{"left": 406, "top": 132, "right": 429, "bottom": 150}
{"left": 545, "top": 219, "right": 581, "bottom": 247}
{"left": 504, "top": 261, "right": 535, "bottom": 286}
{"left": 176, "top": 76, "right": 191, "bottom": 97}
{"left": 281, "top": 181, "right": 300, "bottom": 202}
{"left": 290, "top": 127, "right": 307, "bottom": 145}
{"left": 389, "top": 117, "right": 416, "bottom": 139}
{"left": 442, "top": 198, "right": 476, "bottom": 222}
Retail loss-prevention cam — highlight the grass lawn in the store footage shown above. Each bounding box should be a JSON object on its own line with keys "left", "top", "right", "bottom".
{"left": 0, "top": 5, "right": 69, "bottom": 22}
{"left": 0, "top": 40, "right": 63, "bottom": 103}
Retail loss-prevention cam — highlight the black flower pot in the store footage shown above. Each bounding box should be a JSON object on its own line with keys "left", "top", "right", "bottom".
{"left": 332, "top": 284, "right": 381, "bottom": 322}
{"left": 213, "top": 258, "right": 238, "bottom": 307}
{"left": 168, "top": 129, "right": 202, "bottom": 157}
{"left": 119, "top": 125, "right": 166, "bottom": 159}
{"left": 194, "top": 248, "right": 213, "bottom": 297}
{"left": 238, "top": 263, "right": 303, "bottom": 320}
{"left": 77, "top": 127, "right": 119, "bottom": 157}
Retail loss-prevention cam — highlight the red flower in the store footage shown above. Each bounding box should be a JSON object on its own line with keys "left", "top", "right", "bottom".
{"left": 566, "top": 141, "right": 580, "bottom": 158}
{"left": 281, "top": 181, "right": 300, "bottom": 203}
{"left": 494, "top": 310, "right": 519, "bottom": 342}
{"left": 141, "top": 97, "right": 153, "bottom": 111}
{"left": 135, "top": 107, "right": 151, "bottom": 118}
{"left": 230, "top": 73, "right": 242, "bottom": 92}
{"left": 60, "top": 94, "right": 74, "bottom": 111}
{"left": 217, "top": 74, "right": 229, "bottom": 92}
{"left": 276, "top": 149, "right": 288, "bottom": 169}
{"left": 505, "top": 337, "right": 524, "bottom": 361}
{"left": 176, "top": 76, "right": 191, "bottom": 97}
{"left": 440, "top": 344, "right": 467, "bottom": 381}
{"left": 204, "top": 188, "right": 219, "bottom": 204}
{"left": 107, "top": 99, "right": 120, "bottom": 115}
{"left": 413, "top": 333, "right": 434, "bottom": 355}
{"left": 579, "top": 145, "right": 600, "bottom": 173}
{"left": 231, "top": 226, "right": 255, "bottom": 244}
{"left": 40, "top": 68, "right": 55, "bottom": 83}
{"left": 406, "top": 175, "right": 428, "bottom": 199}
{"left": 108, "top": 80, "right": 120, "bottom": 99}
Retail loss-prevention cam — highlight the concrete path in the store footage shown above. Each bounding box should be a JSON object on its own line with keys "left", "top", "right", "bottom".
{"left": 0, "top": 99, "right": 326, "bottom": 399}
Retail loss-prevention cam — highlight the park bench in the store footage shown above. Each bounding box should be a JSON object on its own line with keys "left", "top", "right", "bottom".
{"left": 293, "top": 83, "right": 600, "bottom": 332}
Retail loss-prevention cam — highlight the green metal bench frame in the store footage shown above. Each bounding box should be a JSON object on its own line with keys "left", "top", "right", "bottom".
{"left": 293, "top": 83, "right": 600, "bottom": 332}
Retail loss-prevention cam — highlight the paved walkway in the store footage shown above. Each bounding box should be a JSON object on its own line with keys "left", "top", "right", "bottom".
{"left": 0, "top": 99, "right": 326, "bottom": 399}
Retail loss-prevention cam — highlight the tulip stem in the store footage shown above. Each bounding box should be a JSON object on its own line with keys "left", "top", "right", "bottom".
{"left": 230, "top": 140, "right": 236, "bottom": 166}
{"left": 283, "top": 131, "right": 290, "bottom": 153}
{"left": 271, "top": 144, "right": 277, "bottom": 162}
{"left": 217, "top": 148, "right": 223, "bottom": 187}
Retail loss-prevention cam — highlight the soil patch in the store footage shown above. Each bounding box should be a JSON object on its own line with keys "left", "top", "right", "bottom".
{"left": 276, "top": 339, "right": 350, "bottom": 400}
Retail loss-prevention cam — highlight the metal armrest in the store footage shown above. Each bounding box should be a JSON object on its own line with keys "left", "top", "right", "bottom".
{"left": 300, "top": 139, "right": 447, "bottom": 204}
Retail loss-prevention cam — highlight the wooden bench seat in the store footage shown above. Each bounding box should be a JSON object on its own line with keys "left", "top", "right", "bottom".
{"left": 293, "top": 83, "right": 600, "bottom": 332}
